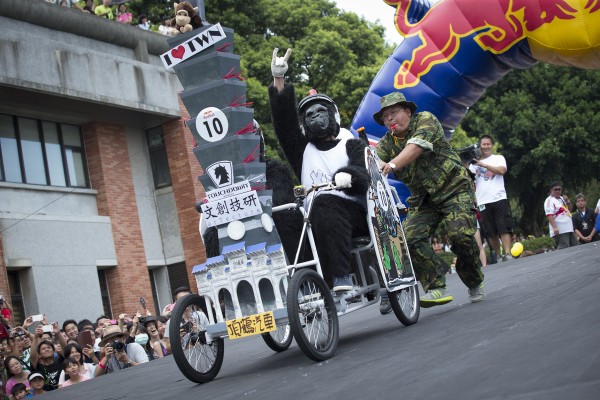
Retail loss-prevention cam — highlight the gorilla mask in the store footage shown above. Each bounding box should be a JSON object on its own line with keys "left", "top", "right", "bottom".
{"left": 298, "top": 94, "right": 340, "bottom": 142}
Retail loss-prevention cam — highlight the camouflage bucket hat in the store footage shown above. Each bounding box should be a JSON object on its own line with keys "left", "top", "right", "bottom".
{"left": 373, "top": 92, "right": 417, "bottom": 126}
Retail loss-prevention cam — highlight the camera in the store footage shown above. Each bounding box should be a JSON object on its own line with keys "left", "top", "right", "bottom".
{"left": 293, "top": 185, "right": 305, "bottom": 198}
{"left": 13, "top": 330, "right": 26, "bottom": 338}
{"left": 111, "top": 340, "right": 126, "bottom": 352}
{"left": 458, "top": 143, "right": 482, "bottom": 164}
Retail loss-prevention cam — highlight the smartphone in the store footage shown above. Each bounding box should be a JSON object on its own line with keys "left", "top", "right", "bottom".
{"left": 109, "top": 319, "right": 118, "bottom": 325}
{"left": 139, "top": 296, "right": 146, "bottom": 310}
{"left": 77, "top": 330, "right": 94, "bottom": 349}
{"left": 167, "top": 303, "right": 175, "bottom": 312}
{"left": 32, "top": 314, "right": 43, "bottom": 322}
{"left": 42, "top": 325, "right": 53, "bottom": 333}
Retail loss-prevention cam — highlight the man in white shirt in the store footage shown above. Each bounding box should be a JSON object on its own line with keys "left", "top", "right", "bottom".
{"left": 469, "top": 135, "right": 513, "bottom": 261}
{"left": 544, "top": 182, "right": 577, "bottom": 249}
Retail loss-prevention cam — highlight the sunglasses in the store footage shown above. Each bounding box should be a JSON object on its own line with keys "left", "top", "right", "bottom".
{"left": 552, "top": 187, "right": 562, "bottom": 191}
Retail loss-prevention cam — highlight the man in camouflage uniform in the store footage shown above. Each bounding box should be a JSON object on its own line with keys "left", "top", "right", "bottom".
{"left": 373, "top": 92, "right": 485, "bottom": 307}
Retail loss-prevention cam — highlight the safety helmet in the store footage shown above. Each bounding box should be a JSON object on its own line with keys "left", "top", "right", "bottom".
{"left": 298, "top": 90, "right": 341, "bottom": 125}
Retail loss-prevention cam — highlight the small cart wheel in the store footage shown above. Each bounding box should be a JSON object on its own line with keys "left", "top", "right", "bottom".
{"left": 287, "top": 268, "right": 339, "bottom": 361}
{"left": 261, "top": 324, "right": 293, "bottom": 352}
{"left": 388, "top": 284, "right": 420, "bottom": 326}
{"left": 169, "top": 294, "right": 224, "bottom": 383}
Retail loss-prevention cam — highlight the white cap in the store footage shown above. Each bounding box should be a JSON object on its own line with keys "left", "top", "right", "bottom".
{"left": 28, "top": 372, "right": 44, "bottom": 381}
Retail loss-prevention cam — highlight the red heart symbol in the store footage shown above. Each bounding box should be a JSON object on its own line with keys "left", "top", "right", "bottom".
{"left": 171, "top": 46, "right": 185, "bottom": 59}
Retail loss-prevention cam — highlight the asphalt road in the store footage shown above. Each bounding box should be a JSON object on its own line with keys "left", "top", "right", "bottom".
{"left": 45, "top": 243, "right": 600, "bottom": 400}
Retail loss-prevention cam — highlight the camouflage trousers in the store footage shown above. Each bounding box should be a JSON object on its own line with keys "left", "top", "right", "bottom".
{"left": 404, "top": 190, "right": 484, "bottom": 292}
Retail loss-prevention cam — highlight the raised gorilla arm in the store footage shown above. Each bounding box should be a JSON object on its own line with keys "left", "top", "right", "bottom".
{"left": 268, "top": 83, "right": 308, "bottom": 179}
{"left": 334, "top": 139, "right": 370, "bottom": 196}
{"left": 268, "top": 48, "right": 307, "bottom": 180}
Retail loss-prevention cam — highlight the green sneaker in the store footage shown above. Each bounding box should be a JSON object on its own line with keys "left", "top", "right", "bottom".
{"left": 468, "top": 283, "right": 485, "bottom": 303}
{"left": 420, "top": 288, "right": 453, "bottom": 308}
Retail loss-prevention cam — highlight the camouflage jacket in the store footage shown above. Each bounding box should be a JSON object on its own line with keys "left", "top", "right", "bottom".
{"left": 376, "top": 111, "right": 473, "bottom": 207}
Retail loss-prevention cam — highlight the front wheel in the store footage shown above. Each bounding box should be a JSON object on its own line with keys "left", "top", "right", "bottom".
{"left": 169, "top": 294, "right": 224, "bottom": 383}
{"left": 287, "top": 268, "right": 339, "bottom": 361}
{"left": 388, "top": 284, "right": 420, "bottom": 326}
{"left": 261, "top": 324, "right": 293, "bottom": 352}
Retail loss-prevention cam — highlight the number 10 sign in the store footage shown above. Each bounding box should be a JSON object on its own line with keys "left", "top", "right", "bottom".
{"left": 196, "top": 107, "right": 229, "bottom": 143}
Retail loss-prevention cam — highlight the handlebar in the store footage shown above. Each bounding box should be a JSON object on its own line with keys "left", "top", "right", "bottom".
{"left": 273, "top": 181, "right": 346, "bottom": 215}
{"left": 305, "top": 181, "right": 341, "bottom": 196}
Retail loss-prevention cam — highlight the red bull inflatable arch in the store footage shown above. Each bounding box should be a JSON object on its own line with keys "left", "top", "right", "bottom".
{"left": 351, "top": 0, "right": 600, "bottom": 142}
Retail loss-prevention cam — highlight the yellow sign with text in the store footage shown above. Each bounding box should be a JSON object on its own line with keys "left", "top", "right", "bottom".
{"left": 226, "top": 311, "right": 276, "bottom": 339}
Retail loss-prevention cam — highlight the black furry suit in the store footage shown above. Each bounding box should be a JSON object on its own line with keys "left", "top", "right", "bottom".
{"left": 268, "top": 82, "right": 370, "bottom": 286}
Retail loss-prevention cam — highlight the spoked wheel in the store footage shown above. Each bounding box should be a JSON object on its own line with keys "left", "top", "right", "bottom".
{"left": 169, "top": 294, "right": 224, "bottom": 383}
{"left": 261, "top": 323, "right": 293, "bottom": 352}
{"left": 388, "top": 284, "right": 420, "bottom": 326}
{"left": 287, "top": 268, "right": 339, "bottom": 361}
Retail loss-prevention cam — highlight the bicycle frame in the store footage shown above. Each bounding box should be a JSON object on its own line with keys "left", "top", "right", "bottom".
{"left": 273, "top": 182, "right": 383, "bottom": 315}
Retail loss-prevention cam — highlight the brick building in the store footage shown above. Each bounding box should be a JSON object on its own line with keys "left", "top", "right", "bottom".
{"left": 0, "top": 1, "right": 207, "bottom": 324}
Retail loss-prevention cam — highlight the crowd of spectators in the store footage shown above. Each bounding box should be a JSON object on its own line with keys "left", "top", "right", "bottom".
{"left": 0, "top": 287, "right": 193, "bottom": 398}
{"left": 430, "top": 189, "right": 600, "bottom": 265}
{"left": 545, "top": 187, "right": 600, "bottom": 249}
{"left": 42, "top": 0, "right": 176, "bottom": 35}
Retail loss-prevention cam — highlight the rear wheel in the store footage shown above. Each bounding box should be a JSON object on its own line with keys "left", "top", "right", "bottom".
{"left": 388, "top": 284, "right": 420, "bottom": 326}
{"left": 287, "top": 268, "right": 339, "bottom": 361}
{"left": 261, "top": 324, "right": 293, "bottom": 352}
{"left": 169, "top": 294, "right": 224, "bottom": 383}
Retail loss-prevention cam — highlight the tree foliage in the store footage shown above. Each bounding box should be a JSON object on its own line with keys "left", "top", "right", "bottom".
{"left": 204, "top": 0, "right": 392, "bottom": 160}
{"left": 126, "top": 0, "right": 391, "bottom": 165}
{"left": 461, "top": 64, "right": 600, "bottom": 235}
{"left": 127, "top": 0, "right": 173, "bottom": 27}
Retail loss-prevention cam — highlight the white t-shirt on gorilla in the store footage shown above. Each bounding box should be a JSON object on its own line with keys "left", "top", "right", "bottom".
{"left": 301, "top": 134, "right": 363, "bottom": 208}
{"left": 337, "top": 128, "right": 355, "bottom": 140}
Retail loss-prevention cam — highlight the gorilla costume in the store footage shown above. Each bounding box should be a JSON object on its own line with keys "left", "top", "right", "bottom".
{"left": 268, "top": 81, "right": 370, "bottom": 290}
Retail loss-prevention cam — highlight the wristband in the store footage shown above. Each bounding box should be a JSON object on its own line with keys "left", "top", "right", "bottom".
{"left": 98, "top": 362, "right": 106, "bottom": 369}
{"left": 388, "top": 162, "right": 397, "bottom": 171}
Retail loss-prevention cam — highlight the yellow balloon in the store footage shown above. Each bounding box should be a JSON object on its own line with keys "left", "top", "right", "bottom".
{"left": 511, "top": 242, "right": 524, "bottom": 258}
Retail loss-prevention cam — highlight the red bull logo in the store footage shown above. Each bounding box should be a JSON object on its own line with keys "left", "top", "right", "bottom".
{"left": 387, "top": 0, "right": 600, "bottom": 89}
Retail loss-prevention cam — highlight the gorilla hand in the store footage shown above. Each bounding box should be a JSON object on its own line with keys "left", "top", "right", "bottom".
{"left": 334, "top": 172, "right": 352, "bottom": 189}
{"left": 271, "top": 48, "right": 292, "bottom": 78}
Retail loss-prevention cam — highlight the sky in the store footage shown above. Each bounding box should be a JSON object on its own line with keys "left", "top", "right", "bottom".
{"left": 333, "top": 0, "right": 401, "bottom": 45}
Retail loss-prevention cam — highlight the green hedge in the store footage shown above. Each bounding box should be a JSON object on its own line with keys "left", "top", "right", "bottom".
{"left": 434, "top": 235, "right": 554, "bottom": 264}
{"left": 521, "top": 236, "right": 555, "bottom": 252}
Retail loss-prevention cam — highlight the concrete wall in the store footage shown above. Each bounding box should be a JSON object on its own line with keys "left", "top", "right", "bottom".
{"left": 151, "top": 266, "right": 173, "bottom": 313}
{"left": 0, "top": 0, "right": 189, "bottom": 320}
{"left": 0, "top": 206, "right": 115, "bottom": 323}
{"left": 0, "top": 1, "right": 182, "bottom": 117}
{"left": 126, "top": 126, "right": 185, "bottom": 312}
{"left": 127, "top": 128, "right": 185, "bottom": 265}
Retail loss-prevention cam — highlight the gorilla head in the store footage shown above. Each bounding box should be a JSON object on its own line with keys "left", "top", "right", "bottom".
{"left": 298, "top": 93, "right": 340, "bottom": 142}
